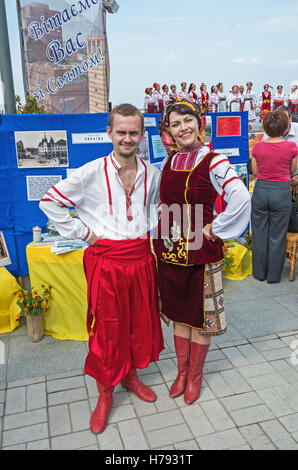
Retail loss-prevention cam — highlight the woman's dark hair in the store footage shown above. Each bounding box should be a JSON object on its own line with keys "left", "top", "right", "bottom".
{"left": 263, "top": 109, "right": 289, "bottom": 137}
{"left": 168, "top": 103, "right": 201, "bottom": 130}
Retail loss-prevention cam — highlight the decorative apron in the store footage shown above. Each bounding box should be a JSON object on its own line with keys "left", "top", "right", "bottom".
{"left": 83, "top": 237, "right": 164, "bottom": 387}
{"left": 153, "top": 151, "right": 223, "bottom": 329}
{"left": 260, "top": 92, "right": 271, "bottom": 120}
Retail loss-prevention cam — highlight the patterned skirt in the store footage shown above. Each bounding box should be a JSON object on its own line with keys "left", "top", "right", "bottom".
{"left": 158, "top": 261, "right": 226, "bottom": 335}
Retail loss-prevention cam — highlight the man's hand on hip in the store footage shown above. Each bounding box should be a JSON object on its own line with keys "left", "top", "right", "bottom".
{"left": 87, "top": 231, "right": 101, "bottom": 245}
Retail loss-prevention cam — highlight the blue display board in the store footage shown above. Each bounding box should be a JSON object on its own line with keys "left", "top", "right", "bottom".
{"left": 0, "top": 111, "right": 249, "bottom": 277}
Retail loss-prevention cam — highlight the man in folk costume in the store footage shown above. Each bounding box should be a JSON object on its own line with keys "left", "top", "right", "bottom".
{"left": 152, "top": 82, "right": 164, "bottom": 113}
{"left": 144, "top": 87, "right": 155, "bottom": 113}
{"left": 178, "top": 82, "right": 188, "bottom": 99}
{"left": 161, "top": 84, "right": 171, "bottom": 107}
{"left": 259, "top": 84, "right": 272, "bottom": 121}
{"left": 228, "top": 85, "right": 242, "bottom": 112}
{"left": 243, "top": 81, "right": 257, "bottom": 130}
{"left": 169, "top": 84, "right": 178, "bottom": 101}
{"left": 39, "top": 104, "right": 164, "bottom": 434}
{"left": 273, "top": 85, "right": 287, "bottom": 110}
{"left": 288, "top": 81, "right": 298, "bottom": 116}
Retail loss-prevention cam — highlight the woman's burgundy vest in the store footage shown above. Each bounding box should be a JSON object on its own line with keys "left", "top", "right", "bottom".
{"left": 153, "top": 151, "right": 223, "bottom": 266}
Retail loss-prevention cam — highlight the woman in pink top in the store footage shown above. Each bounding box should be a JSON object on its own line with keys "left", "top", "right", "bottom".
{"left": 251, "top": 109, "right": 298, "bottom": 282}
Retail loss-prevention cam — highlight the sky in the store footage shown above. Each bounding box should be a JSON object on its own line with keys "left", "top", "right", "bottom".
{"left": 1, "top": 0, "right": 298, "bottom": 110}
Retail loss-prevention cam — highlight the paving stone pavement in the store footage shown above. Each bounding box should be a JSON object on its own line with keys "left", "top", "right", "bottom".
{"left": 1, "top": 264, "right": 298, "bottom": 450}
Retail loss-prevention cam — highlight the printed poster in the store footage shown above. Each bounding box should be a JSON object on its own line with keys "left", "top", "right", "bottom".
{"left": 18, "top": 0, "right": 108, "bottom": 113}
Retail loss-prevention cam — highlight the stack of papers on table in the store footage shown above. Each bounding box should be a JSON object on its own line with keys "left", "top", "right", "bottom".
{"left": 51, "top": 239, "right": 89, "bottom": 255}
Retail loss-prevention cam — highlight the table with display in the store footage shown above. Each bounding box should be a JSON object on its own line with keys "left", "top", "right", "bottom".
{"left": 20, "top": 241, "right": 252, "bottom": 341}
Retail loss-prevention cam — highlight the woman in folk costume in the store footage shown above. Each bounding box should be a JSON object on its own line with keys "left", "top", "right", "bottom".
{"left": 288, "top": 81, "right": 298, "bottom": 116}
{"left": 259, "top": 84, "right": 272, "bottom": 121}
{"left": 188, "top": 83, "right": 198, "bottom": 103}
{"left": 152, "top": 82, "right": 164, "bottom": 113}
{"left": 210, "top": 85, "right": 219, "bottom": 112}
{"left": 217, "top": 82, "right": 227, "bottom": 112}
{"left": 239, "top": 86, "right": 245, "bottom": 111}
{"left": 169, "top": 84, "right": 178, "bottom": 101}
{"left": 162, "top": 84, "right": 171, "bottom": 107}
{"left": 273, "top": 85, "right": 287, "bottom": 110}
{"left": 198, "top": 83, "right": 209, "bottom": 142}
{"left": 242, "top": 82, "right": 257, "bottom": 130}
{"left": 178, "top": 82, "right": 189, "bottom": 99}
{"left": 228, "top": 85, "right": 242, "bottom": 112}
{"left": 144, "top": 87, "right": 155, "bottom": 113}
{"left": 154, "top": 98, "right": 251, "bottom": 404}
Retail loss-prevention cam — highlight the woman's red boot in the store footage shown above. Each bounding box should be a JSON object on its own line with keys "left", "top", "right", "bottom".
{"left": 184, "top": 342, "right": 209, "bottom": 405}
{"left": 169, "top": 336, "right": 190, "bottom": 398}
{"left": 90, "top": 382, "right": 114, "bottom": 434}
{"left": 121, "top": 368, "right": 156, "bottom": 402}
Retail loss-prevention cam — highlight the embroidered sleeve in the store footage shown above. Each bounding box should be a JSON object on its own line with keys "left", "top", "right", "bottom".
{"left": 209, "top": 156, "right": 251, "bottom": 240}
{"left": 39, "top": 169, "right": 91, "bottom": 242}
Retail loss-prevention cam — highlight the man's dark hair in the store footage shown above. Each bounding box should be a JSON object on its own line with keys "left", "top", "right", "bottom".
{"left": 263, "top": 109, "right": 289, "bottom": 137}
{"left": 108, "top": 103, "right": 144, "bottom": 130}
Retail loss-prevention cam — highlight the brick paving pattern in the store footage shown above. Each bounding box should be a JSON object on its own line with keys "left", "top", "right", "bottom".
{"left": 1, "top": 330, "right": 298, "bottom": 450}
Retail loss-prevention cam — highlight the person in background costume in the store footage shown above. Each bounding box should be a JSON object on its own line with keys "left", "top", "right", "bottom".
{"left": 152, "top": 82, "right": 164, "bottom": 113}
{"left": 288, "top": 81, "right": 298, "bottom": 117}
{"left": 239, "top": 85, "right": 245, "bottom": 111}
{"left": 169, "top": 84, "right": 178, "bottom": 101}
{"left": 178, "top": 81, "right": 188, "bottom": 99}
{"left": 228, "top": 85, "right": 242, "bottom": 112}
{"left": 198, "top": 83, "right": 209, "bottom": 142}
{"left": 162, "top": 84, "right": 171, "bottom": 107}
{"left": 39, "top": 104, "right": 164, "bottom": 434}
{"left": 259, "top": 84, "right": 272, "bottom": 121}
{"left": 144, "top": 87, "right": 155, "bottom": 113}
{"left": 210, "top": 85, "right": 219, "bottom": 112}
{"left": 273, "top": 85, "right": 287, "bottom": 110}
{"left": 188, "top": 83, "right": 198, "bottom": 103}
{"left": 217, "top": 82, "right": 227, "bottom": 112}
{"left": 251, "top": 109, "right": 297, "bottom": 282}
{"left": 243, "top": 82, "right": 257, "bottom": 130}
{"left": 154, "top": 98, "right": 251, "bottom": 404}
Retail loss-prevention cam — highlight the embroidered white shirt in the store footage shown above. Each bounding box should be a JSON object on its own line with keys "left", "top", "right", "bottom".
{"left": 39, "top": 154, "right": 160, "bottom": 242}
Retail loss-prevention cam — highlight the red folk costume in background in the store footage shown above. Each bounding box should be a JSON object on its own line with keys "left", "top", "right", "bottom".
{"left": 260, "top": 85, "right": 271, "bottom": 120}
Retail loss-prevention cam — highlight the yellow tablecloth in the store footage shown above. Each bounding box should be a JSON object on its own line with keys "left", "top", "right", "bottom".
{"left": 25, "top": 241, "right": 251, "bottom": 341}
{"left": 0, "top": 267, "right": 20, "bottom": 334}
{"left": 223, "top": 242, "right": 252, "bottom": 280}
{"left": 26, "top": 244, "right": 88, "bottom": 341}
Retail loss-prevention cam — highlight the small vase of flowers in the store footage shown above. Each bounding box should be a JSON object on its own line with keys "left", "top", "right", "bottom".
{"left": 16, "top": 285, "right": 52, "bottom": 342}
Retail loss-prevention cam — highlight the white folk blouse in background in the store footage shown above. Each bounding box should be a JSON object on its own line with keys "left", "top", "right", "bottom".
{"left": 39, "top": 154, "right": 160, "bottom": 242}
{"left": 242, "top": 90, "right": 257, "bottom": 121}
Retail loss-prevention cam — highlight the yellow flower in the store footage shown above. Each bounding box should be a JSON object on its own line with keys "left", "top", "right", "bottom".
{"left": 45, "top": 294, "right": 51, "bottom": 300}
{"left": 41, "top": 301, "right": 47, "bottom": 310}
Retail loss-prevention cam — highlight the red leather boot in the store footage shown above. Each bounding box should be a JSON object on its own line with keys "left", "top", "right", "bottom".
{"left": 121, "top": 368, "right": 156, "bottom": 402}
{"left": 90, "top": 382, "right": 114, "bottom": 434}
{"left": 169, "top": 336, "right": 190, "bottom": 398}
{"left": 184, "top": 342, "right": 209, "bottom": 405}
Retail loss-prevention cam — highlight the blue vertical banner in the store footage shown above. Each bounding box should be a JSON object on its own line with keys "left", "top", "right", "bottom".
{"left": 18, "top": 0, "right": 109, "bottom": 113}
